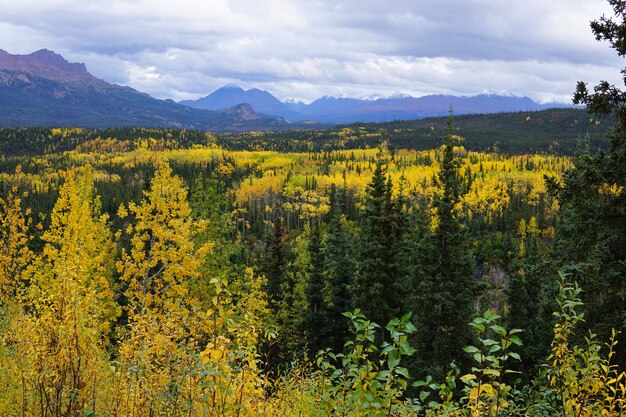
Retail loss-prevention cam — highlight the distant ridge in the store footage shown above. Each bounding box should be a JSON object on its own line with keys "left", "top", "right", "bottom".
{"left": 184, "top": 84, "right": 578, "bottom": 124}
{"left": 0, "top": 49, "right": 285, "bottom": 130}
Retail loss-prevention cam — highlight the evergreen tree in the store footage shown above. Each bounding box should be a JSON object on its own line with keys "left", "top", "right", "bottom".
{"left": 281, "top": 226, "right": 311, "bottom": 356}
{"left": 304, "top": 224, "right": 327, "bottom": 356}
{"left": 262, "top": 216, "right": 289, "bottom": 311}
{"left": 552, "top": 0, "right": 626, "bottom": 361}
{"left": 261, "top": 215, "right": 308, "bottom": 373}
{"left": 324, "top": 186, "right": 356, "bottom": 351}
{"left": 507, "top": 217, "right": 554, "bottom": 374}
{"left": 355, "top": 157, "right": 403, "bottom": 335}
{"left": 414, "top": 114, "right": 477, "bottom": 377}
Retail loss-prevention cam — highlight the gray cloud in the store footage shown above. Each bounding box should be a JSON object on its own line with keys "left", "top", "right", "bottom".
{"left": 0, "top": 0, "right": 623, "bottom": 102}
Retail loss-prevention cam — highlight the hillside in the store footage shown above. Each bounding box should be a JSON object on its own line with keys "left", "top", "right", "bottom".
{"left": 0, "top": 108, "right": 609, "bottom": 157}
{"left": 215, "top": 108, "right": 610, "bottom": 155}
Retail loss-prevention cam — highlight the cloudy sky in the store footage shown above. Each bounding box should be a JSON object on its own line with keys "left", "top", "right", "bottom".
{"left": 0, "top": 0, "right": 623, "bottom": 103}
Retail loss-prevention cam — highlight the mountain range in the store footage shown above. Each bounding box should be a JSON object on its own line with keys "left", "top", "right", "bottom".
{"left": 0, "top": 49, "right": 576, "bottom": 130}
{"left": 0, "top": 49, "right": 283, "bottom": 130}
{"left": 181, "top": 85, "right": 576, "bottom": 124}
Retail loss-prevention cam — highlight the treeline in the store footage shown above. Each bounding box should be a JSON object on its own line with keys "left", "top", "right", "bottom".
{"left": 0, "top": 108, "right": 609, "bottom": 157}
{"left": 0, "top": 126, "right": 217, "bottom": 156}
{"left": 217, "top": 108, "right": 610, "bottom": 155}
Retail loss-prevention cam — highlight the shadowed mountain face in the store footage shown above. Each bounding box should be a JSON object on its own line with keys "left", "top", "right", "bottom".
{"left": 0, "top": 50, "right": 284, "bottom": 131}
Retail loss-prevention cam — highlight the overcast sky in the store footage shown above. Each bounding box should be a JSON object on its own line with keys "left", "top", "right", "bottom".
{"left": 0, "top": 0, "right": 623, "bottom": 103}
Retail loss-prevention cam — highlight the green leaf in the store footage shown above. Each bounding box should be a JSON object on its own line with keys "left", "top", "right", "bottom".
{"left": 398, "top": 378, "right": 408, "bottom": 390}
{"left": 470, "top": 322, "right": 485, "bottom": 332}
{"left": 490, "top": 324, "right": 507, "bottom": 336}
{"left": 413, "top": 379, "right": 427, "bottom": 388}
{"left": 387, "top": 350, "right": 400, "bottom": 369}
{"left": 481, "top": 338, "right": 498, "bottom": 347}
{"left": 463, "top": 345, "right": 480, "bottom": 354}
{"left": 396, "top": 367, "right": 410, "bottom": 379}
{"left": 404, "top": 321, "right": 417, "bottom": 334}
{"left": 401, "top": 343, "right": 417, "bottom": 356}
{"left": 386, "top": 318, "right": 400, "bottom": 329}
{"left": 488, "top": 345, "right": 502, "bottom": 354}
{"left": 376, "top": 370, "right": 391, "bottom": 381}
{"left": 381, "top": 344, "right": 395, "bottom": 354}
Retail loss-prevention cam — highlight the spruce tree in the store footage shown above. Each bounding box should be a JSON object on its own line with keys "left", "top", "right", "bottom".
{"left": 324, "top": 186, "right": 355, "bottom": 351}
{"left": 414, "top": 114, "right": 477, "bottom": 377}
{"left": 552, "top": 0, "right": 626, "bottom": 361}
{"left": 507, "top": 217, "right": 554, "bottom": 374}
{"left": 304, "top": 224, "right": 327, "bottom": 356}
{"left": 263, "top": 216, "right": 289, "bottom": 311}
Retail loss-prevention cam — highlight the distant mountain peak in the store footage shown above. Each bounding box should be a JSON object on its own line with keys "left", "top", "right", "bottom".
{"left": 222, "top": 83, "right": 244, "bottom": 91}
{"left": 477, "top": 89, "right": 522, "bottom": 98}
{"left": 0, "top": 48, "right": 93, "bottom": 83}
{"left": 31, "top": 48, "right": 62, "bottom": 58}
{"left": 181, "top": 84, "right": 299, "bottom": 120}
{"left": 388, "top": 92, "right": 413, "bottom": 99}
{"left": 359, "top": 93, "right": 385, "bottom": 101}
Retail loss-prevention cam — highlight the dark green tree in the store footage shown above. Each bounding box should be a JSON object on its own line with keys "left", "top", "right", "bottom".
{"left": 506, "top": 218, "right": 554, "bottom": 375}
{"left": 414, "top": 114, "right": 477, "bottom": 377}
{"left": 324, "top": 186, "right": 356, "bottom": 351}
{"left": 263, "top": 216, "right": 289, "bottom": 310}
{"left": 355, "top": 157, "right": 404, "bottom": 335}
{"left": 259, "top": 216, "right": 291, "bottom": 371}
{"left": 552, "top": 0, "right": 626, "bottom": 361}
{"left": 304, "top": 224, "right": 327, "bottom": 356}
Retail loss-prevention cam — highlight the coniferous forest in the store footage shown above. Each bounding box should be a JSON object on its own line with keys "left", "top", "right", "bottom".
{"left": 1, "top": 3, "right": 626, "bottom": 417}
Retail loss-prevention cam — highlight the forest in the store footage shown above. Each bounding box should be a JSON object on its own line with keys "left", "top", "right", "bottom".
{"left": 1, "top": 4, "right": 626, "bottom": 417}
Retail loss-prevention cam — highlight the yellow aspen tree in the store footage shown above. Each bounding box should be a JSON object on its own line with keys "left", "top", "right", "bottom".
{"left": 5, "top": 167, "right": 119, "bottom": 417}
{"left": 0, "top": 166, "right": 34, "bottom": 304}
{"left": 116, "top": 161, "right": 213, "bottom": 416}
{"left": 0, "top": 167, "right": 35, "bottom": 417}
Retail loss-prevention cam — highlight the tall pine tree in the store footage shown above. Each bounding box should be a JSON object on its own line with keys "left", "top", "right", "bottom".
{"left": 324, "top": 185, "right": 355, "bottom": 351}
{"left": 355, "top": 156, "right": 405, "bottom": 337}
{"left": 414, "top": 114, "right": 477, "bottom": 377}
{"left": 304, "top": 224, "right": 327, "bottom": 356}
{"left": 551, "top": 0, "right": 626, "bottom": 361}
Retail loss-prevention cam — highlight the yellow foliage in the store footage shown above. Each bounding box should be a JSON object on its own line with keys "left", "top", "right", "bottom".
{"left": 459, "top": 176, "right": 510, "bottom": 223}
{"left": 0, "top": 167, "right": 119, "bottom": 416}
{"left": 0, "top": 168, "right": 34, "bottom": 305}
